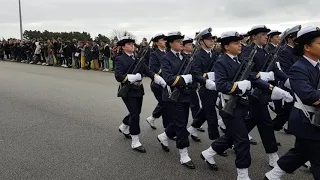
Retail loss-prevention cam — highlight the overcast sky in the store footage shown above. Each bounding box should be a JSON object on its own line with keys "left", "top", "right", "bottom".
{"left": 0, "top": 0, "right": 319, "bottom": 41}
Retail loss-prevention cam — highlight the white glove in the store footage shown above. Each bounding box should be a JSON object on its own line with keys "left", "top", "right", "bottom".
{"left": 271, "top": 86, "right": 293, "bottom": 102}
{"left": 154, "top": 75, "right": 167, "bottom": 88}
{"left": 207, "top": 72, "right": 215, "bottom": 81}
{"left": 127, "top": 73, "right": 142, "bottom": 83}
{"left": 283, "top": 92, "right": 294, "bottom": 103}
{"left": 284, "top": 79, "right": 291, "bottom": 89}
{"left": 181, "top": 74, "right": 192, "bottom": 84}
{"left": 259, "top": 71, "right": 275, "bottom": 81}
{"left": 205, "top": 79, "right": 216, "bottom": 90}
{"left": 236, "top": 80, "right": 251, "bottom": 95}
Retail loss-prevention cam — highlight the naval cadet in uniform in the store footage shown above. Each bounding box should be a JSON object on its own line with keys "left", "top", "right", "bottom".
{"left": 182, "top": 37, "right": 201, "bottom": 121}
{"left": 265, "top": 26, "right": 320, "bottom": 180}
{"left": 156, "top": 31, "right": 196, "bottom": 169}
{"left": 115, "top": 36, "right": 166, "bottom": 153}
{"left": 272, "top": 25, "right": 301, "bottom": 132}
{"left": 243, "top": 25, "right": 293, "bottom": 168}
{"left": 200, "top": 31, "right": 270, "bottom": 179}
{"left": 146, "top": 33, "right": 168, "bottom": 129}
{"left": 187, "top": 28, "right": 221, "bottom": 142}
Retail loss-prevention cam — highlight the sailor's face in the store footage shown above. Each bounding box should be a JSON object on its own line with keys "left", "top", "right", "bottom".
{"left": 260, "top": 32, "right": 268, "bottom": 46}
{"left": 170, "top": 39, "right": 183, "bottom": 51}
{"left": 157, "top": 39, "right": 166, "bottom": 49}
{"left": 306, "top": 37, "right": 320, "bottom": 58}
{"left": 203, "top": 37, "right": 215, "bottom": 49}
{"left": 226, "top": 41, "right": 242, "bottom": 55}
{"left": 123, "top": 42, "right": 134, "bottom": 53}
{"left": 183, "top": 43, "right": 193, "bottom": 52}
{"left": 271, "top": 35, "right": 280, "bottom": 45}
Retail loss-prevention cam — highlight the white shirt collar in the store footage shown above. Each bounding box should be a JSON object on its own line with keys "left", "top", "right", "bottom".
{"left": 271, "top": 43, "right": 277, "bottom": 47}
{"left": 125, "top": 52, "right": 134, "bottom": 57}
{"left": 183, "top": 51, "right": 192, "bottom": 55}
{"left": 171, "top": 49, "right": 182, "bottom": 60}
{"left": 304, "top": 55, "right": 319, "bottom": 68}
{"left": 226, "top": 53, "right": 238, "bottom": 61}
{"left": 203, "top": 48, "right": 211, "bottom": 54}
{"left": 158, "top": 48, "right": 166, "bottom": 52}
{"left": 287, "top": 44, "right": 294, "bottom": 49}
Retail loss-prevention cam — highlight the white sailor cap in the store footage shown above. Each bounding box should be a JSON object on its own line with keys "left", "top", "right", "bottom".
{"left": 217, "top": 31, "right": 243, "bottom": 45}
{"left": 285, "top": 25, "right": 302, "bottom": 39}
{"left": 164, "top": 31, "right": 184, "bottom": 42}
{"left": 117, "top": 36, "right": 135, "bottom": 46}
{"left": 248, "top": 25, "right": 271, "bottom": 36}
{"left": 196, "top": 28, "right": 213, "bottom": 40}
{"left": 267, "top": 30, "right": 282, "bottom": 37}
{"left": 183, "top": 37, "right": 193, "bottom": 45}
{"left": 294, "top": 26, "right": 320, "bottom": 44}
{"left": 152, "top": 33, "right": 166, "bottom": 42}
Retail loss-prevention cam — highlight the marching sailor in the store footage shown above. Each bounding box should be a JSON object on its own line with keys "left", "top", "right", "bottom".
{"left": 182, "top": 37, "right": 201, "bottom": 121}
{"left": 265, "top": 30, "right": 282, "bottom": 53}
{"left": 200, "top": 31, "right": 273, "bottom": 179}
{"left": 146, "top": 33, "right": 168, "bottom": 129}
{"left": 187, "top": 28, "right": 221, "bottom": 142}
{"left": 265, "top": 26, "right": 320, "bottom": 180}
{"left": 156, "top": 31, "right": 196, "bottom": 169}
{"left": 115, "top": 36, "right": 166, "bottom": 153}
{"left": 272, "top": 25, "right": 301, "bottom": 132}
{"left": 243, "top": 25, "right": 293, "bottom": 168}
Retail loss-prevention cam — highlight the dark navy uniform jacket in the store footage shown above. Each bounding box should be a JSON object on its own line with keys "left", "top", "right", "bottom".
{"left": 115, "top": 53, "right": 155, "bottom": 97}
{"left": 215, "top": 54, "right": 272, "bottom": 116}
{"left": 193, "top": 48, "right": 217, "bottom": 85}
{"left": 243, "top": 45, "right": 288, "bottom": 103}
{"left": 265, "top": 43, "right": 276, "bottom": 53}
{"left": 161, "top": 51, "right": 194, "bottom": 103}
{"left": 278, "top": 45, "right": 300, "bottom": 74}
{"left": 288, "top": 56, "right": 320, "bottom": 141}
{"left": 149, "top": 48, "right": 166, "bottom": 76}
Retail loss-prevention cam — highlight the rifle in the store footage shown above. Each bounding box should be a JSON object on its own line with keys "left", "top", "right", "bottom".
{"left": 221, "top": 40, "right": 260, "bottom": 116}
{"left": 117, "top": 38, "right": 153, "bottom": 97}
{"left": 168, "top": 38, "right": 201, "bottom": 102}
{"left": 251, "top": 30, "right": 288, "bottom": 99}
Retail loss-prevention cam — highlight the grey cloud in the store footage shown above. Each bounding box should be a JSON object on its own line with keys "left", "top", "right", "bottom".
{"left": 0, "top": 0, "right": 319, "bottom": 40}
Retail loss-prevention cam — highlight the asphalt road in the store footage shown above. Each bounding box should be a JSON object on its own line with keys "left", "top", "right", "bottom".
{"left": 0, "top": 61, "right": 313, "bottom": 180}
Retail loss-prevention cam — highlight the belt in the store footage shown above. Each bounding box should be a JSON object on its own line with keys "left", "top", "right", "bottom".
{"left": 294, "top": 102, "right": 317, "bottom": 113}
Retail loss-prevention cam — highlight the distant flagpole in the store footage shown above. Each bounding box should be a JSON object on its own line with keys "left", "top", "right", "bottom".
{"left": 18, "top": 0, "right": 23, "bottom": 40}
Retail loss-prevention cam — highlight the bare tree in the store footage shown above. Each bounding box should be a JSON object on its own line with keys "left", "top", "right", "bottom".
{"left": 111, "top": 29, "right": 136, "bottom": 41}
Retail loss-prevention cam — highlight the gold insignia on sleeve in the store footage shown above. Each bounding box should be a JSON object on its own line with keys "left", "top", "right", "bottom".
{"left": 228, "top": 82, "right": 238, "bottom": 94}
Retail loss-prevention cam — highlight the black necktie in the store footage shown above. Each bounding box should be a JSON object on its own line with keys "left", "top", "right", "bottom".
{"left": 208, "top": 52, "right": 212, "bottom": 58}
{"left": 233, "top": 57, "right": 240, "bottom": 64}
{"left": 130, "top": 55, "right": 135, "bottom": 60}
{"left": 316, "top": 62, "right": 320, "bottom": 70}
{"left": 176, "top": 53, "right": 181, "bottom": 60}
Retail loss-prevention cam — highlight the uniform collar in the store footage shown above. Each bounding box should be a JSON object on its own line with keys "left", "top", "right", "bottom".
{"left": 171, "top": 49, "right": 180, "bottom": 54}
{"left": 158, "top": 47, "right": 166, "bottom": 53}
{"left": 287, "top": 44, "right": 294, "bottom": 49}
{"left": 202, "top": 48, "right": 211, "bottom": 54}
{"left": 125, "top": 52, "right": 134, "bottom": 57}
{"left": 303, "top": 55, "right": 319, "bottom": 68}
{"left": 271, "top": 43, "right": 278, "bottom": 47}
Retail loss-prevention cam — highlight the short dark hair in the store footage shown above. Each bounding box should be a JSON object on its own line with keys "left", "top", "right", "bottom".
{"left": 294, "top": 38, "right": 315, "bottom": 56}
